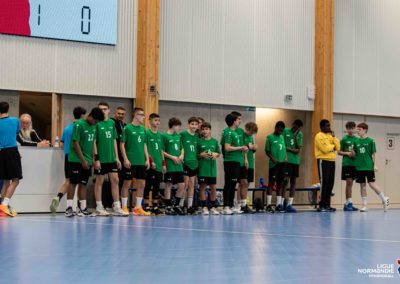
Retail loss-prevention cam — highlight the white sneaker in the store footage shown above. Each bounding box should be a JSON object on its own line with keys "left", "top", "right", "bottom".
{"left": 210, "top": 207, "right": 220, "bottom": 215}
{"left": 112, "top": 207, "right": 129, "bottom": 217}
{"left": 222, "top": 207, "right": 233, "bottom": 215}
{"left": 95, "top": 207, "right": 110, "bottom": 216}
{"left": 202, "top": 207, "right": 209, "bottom": 215}
{"left": 360, "top": 206, "right": 368, "bottom": 212}
{"left": 231, "top": 206, "right": 243, "bottom": 214}
{"left": 383, "top": 197, "right": 389, "bottom": 212}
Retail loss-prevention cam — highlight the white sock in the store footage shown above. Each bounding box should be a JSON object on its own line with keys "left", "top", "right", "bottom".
{"left": 96, "top": 201, "right": 104, "bottom": 209}
{"left": 288, "top": 197, "right": 294, "bottom": 206}
{"left": 114, "top": 201, "right": 121, "bottom": 209}
{"left": 179, "top": 198, "right": 185, "bottom": 207}
{"left": 280, "top": 198, "right": 285, "bottom": 206}
{"left": 121, "top": 197, "right": 128, "bottom": 207}
{"left": 346, "top": 198, "right": 352, "bottom": 205}
{"left": 67, "top": 199, "right": 73, "bottom": 208}
{"left": 188, "top": 197, "right": 193, "bottom": 207}
{"left": 136, "top": 197, "right": 143, "bottom": 208}
{"left": 267, "top": 195, "right": 272, "bottom": 205}
{"left": 378, "top": 192, "right": 385, "bottom": 202}
{"left": 80, "top": 200, "right": 87, "bottom": 209}
{"left": 362, "top": 197, "right": 367, "bottom": 207}
{"left": 276, "top": 196, "right": 282, "bottom": 206}
{"left": 2, "top": 197, "right": 10, "bottom": 206}
{"left": 241, "top": 199, "right": 246, "bottom": 207}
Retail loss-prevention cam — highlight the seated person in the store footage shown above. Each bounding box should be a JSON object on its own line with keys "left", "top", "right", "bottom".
{"left": 17, "top": 113, "right": 50, "bottom": 147}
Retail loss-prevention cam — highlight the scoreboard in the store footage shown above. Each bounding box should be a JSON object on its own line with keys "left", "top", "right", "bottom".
{"left": 0, "top": 0, "right": 118, "bottom": 45}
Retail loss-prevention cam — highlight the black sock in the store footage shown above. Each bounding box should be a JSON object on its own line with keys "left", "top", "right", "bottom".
{"left": 165, "top": 199, "right": 171, "bottom": 207}
{"left": 210, "top": 200, "right": 216, "bottom": 208}
{"left": 57, "top": 192, "right": 64, "bottom": 201}
{"left": 175, "top": 197, "right": 181, "bottom": 207}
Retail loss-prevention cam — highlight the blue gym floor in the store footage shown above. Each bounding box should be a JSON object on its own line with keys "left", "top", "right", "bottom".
{"left": 1, "top": 210, "right": 400, "bottom": 284}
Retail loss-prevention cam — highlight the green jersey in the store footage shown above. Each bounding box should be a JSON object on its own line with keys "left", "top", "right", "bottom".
{"left": 122, "top": 124, "right": 147, "bottom": 166}
{"left": 340, "top": 135, "right": 359, "bottom": 167}
{"left": 146, "top": 129, "right": 163, "bottom": 172}
{"left": 354, "top": 137, "right": 376, "bottom": 171}
{"left": 180, "top": 130, "right": 199, "bottom": 170}
{"left": 68, "top": 118, "right": 96, "bottom": 165}
{"left": 221, "top": 127, "right": 243, "bottom": 164}
{"left": 96, "top": 120, "right": 117, "bottom": 163}
{"left": 198, "top": 137, "right": 220, "bottom": 178}
{"left": 243, "top": 133, "right": 255, "bottom": 169}
{"left": 283, "top": 128, "right": 303, "bottom": 165}
{"left": 163, "top": 132, "right": 183, "bottom": 172}
{"left": 265, "top": 133, "right": 286, "bottom": 168}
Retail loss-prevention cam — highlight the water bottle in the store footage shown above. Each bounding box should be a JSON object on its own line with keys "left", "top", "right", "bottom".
{"left": 259, "top": 177, "right": 265, "bottom": 189}
{"left": 54, "top": 136, "right": 60, "bottom": 148}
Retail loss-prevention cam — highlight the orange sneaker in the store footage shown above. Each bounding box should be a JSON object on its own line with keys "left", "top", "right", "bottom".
{"left": 132, "top": 207, "right": 151, "bottom": 216}
{"left": 122, "top": 206, "right": 130, "bottom": 215}
{"left": 0, "top": 204, "right": 17, "bottom": 217}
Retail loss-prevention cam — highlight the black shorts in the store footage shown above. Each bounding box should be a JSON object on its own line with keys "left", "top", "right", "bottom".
{"left": 0, "top": 147, "right": 22, "bottom": 180}
{"left": 146, "top": 169, "right": 163, "bottom": 184}
{"left": 69, "top": 162, "right": 92, "bottom": 185}
{"left": 123, "top": 165, "right": 147, "bottom": 180}
{"left": 341, "top": 166, "right": 356, "bottom": 180}
{"left": 64, "top": 154, "right": 70, "bottom": 179}
{"left": 183, "top": 164, "right": 197, "bottom": 177}
{"left": 224, "top": 161, "right": 240, "bottom": 183}
{"left": 198, "top": 176, "right": 217, "bottom": 185}
{"left": 356, "top": 170, "right": 375, "bottom": 183}
{"left": 286, "top": 163, "right": 299, "bottom": 179}
{"left": 164, "top": 172, "right": 184, "bottom": 184}
{"left": 268, "top": 163, "right": 287, "bottom": 185}
{"left": 247, "top": 168, "right": 254, "bottom": 183}
{"left": 239, "top": 166, "right": 248, "bottom": 180}
{"left": 94, "top": 162, "right": 119, "bottom": 175}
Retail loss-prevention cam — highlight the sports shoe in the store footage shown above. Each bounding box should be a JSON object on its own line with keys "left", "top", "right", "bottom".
{"left": 202, "top": 207, "right": 209, "bottom": 215}
{"left": 231, "top": 206, "right": 243, "bottom": 214}
{"left": 266, "top": 205, "right": 275, "bottom": 213}
{"left": 133, "top": 207, "right": 151, "bottom": 216}
{"left": 122, "top": 206, "right": 130, "bottom": 215}
{"left": 76, "top": 207, "right": 91, "bottom": 217}
{"left": 360, "top": 206, "right": 368, "bottom": 212}
{"left": 64, "top": 206, "right": 74, "bottom": 217}
{"left": 151, "top": 206, "right": 162, "bottom": 215}
{"left": 0, "top": 204, "right": 17, "bottom": 217}
{"left": 95, "top": 207, "right": 110, "bottom": 217}
{"left": 187, "top": 207, "right": 197, "bottom": 215}
{"left": 343, "top": 202, "right": 358, "bottom": 211}
{"left": 317, "top": 207, "right": 327, "bottom": 212}
{"left": 241, "top": 205, "right": 255, "bottom": 214}
{"left": 383, "top": 197, "right": 389, "bottom": 212}
{"left": 222, "top": 207, "right": 233, "bottom": 215}
{"left": 275, "top": 204, "right": 285, "bottom": 213}
{"left": 50, "top": 197, "right": 59, "bottom": 213}
{"left": 210, "top": 207, "right": 220, "bottom": 215}
{"left": 112, "top": 207, "right": 129, "bottom": 217}
{"left": 165, "top": 206, "right": 177, "bottom": 215}
{"left": 326, "top": 207, "right": 336, "bottom": 212}
{"left": 173, "top": 206, "right": 186, "bottom": 216}
{"left": 285, "top": 204, "right": 297, "bottom": 213}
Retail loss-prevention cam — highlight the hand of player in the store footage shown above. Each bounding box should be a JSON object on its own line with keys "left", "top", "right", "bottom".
{"left": 374, "top": 165, "right": 378, "bottom": 172}
{"left": 151, "top": 161, "right": 156, "bottom": 169}
{"left": 241, "top": 146, "right": 248, "bottom": 152}
{"left": 123, "top": 160, "right": 131, "bottom": 169}
{"left": 162, "top": 166, "right": 167, "bottom": 174}
{"left": 38, "top": 140, "right": 50, "bottom": 147}
{"left": 83, "top": 160, "right": 90, "bottom": 170}
{"left": 116, "top": 159, "right": 122, "bottom": 169}
{"left": 178, "top": 155, "right": 184, "bottom": 163}
{"left": 145, "top": 159, "right": 150, "bottom": 170}
{"left": 272, "top": 158, "right": 279, "bottom": 165}
{"left": 172, "top": 156, "right": 180, "bottom": 164}
{"left": 211, "top": 152, "right": 219, "bottom": 160}
{"left": 252, "top": 144, "right": 258, "bottom": 151}
{"left": 244, "top": 160, "right": 249, "bottom": 169}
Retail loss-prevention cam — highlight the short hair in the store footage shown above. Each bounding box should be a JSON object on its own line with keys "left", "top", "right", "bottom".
{"left": 231, "top": 111, "right": 242, "bottom": 117}
{"left": 293, "top": 119, "right": 303, "bottom": 128}
{"left": 357, "top": 122, "right": 368, "bottom": 131}
{"left": 197, "top": 117, "right": 205, "bottom": 123}
{"left": 225, "top": 113, "right": 236, "bottom": 127}
{"left": 116, "top": 106, "right": 126, "bottom": 111}
{"left": 275, "top": 121, "right": 285, "bottom": 129}
{"left": 188, "top": 116, "right": 199, "bottom": 124}
{"left": 133, "top": 107, "right": 144, "bottom": 116}
{"left": 168, "top": 117, "right": 182, "bottom": 128}
{"left": 0, "top": 102, "right": 9, "bottom": 114}
{"left": 149, "top": 113, "right": 160, "bottom": 120}
{"left": 320, "top": 119, "right": 330, "bottom": 129}
{"left": 201, "top": 122, "right": 212, "bottom": 129}
{"left": 245, "top": 122, "right": 258, "bottom": 133}
{"left": 98, "top": 102, "right": 110, "bottom": 109}
{"left": 73, "top": 107, "right": 86, "bottom": 120}
{"left": 345, "top": 121, "right": 356, "bottom": 129}
{"left": 89, "top": 107, "right": 105, "bottom": 121}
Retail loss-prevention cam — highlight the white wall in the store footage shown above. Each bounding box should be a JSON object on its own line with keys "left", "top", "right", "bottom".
{"left": 0, "top": 0, "right": 137, "bottom": 98}
{"left": 335, "top": 0, "right": 400, "bottom": 117}
{"left": 159, "top": 0, "right": 315, "bottom": 110}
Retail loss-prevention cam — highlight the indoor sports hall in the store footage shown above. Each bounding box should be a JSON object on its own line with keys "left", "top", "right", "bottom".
{"left": 1, "top": 1, "right": 399, "bottom": 283}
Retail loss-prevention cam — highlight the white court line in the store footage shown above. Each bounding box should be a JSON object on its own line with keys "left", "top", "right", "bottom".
{"left": 12, "top": 216, "right": 400, "bottom": 245}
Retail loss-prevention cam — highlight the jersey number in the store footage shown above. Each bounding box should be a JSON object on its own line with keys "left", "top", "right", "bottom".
{"left": 360, "top": 147, "right": 366, "bottom": 154}
{"left": 88, "top": 134, "right": 94, "bottom": 141}
{"left": 155, "top": 142, "right": 158, "bottom": 150}
{"left": 279, "top": 144, "right": 283, "bottom": 150}
{"left": 105, "top": 131, "right": 112, "bottom": 139}
{"left": 174, "top": 143, "right": 178, "bottom": 151}
{"left": 190, "top": 145, "right": 195, "bottom": 152}
{"left": 138, "top": 136, "right": 142, "bottom": 143}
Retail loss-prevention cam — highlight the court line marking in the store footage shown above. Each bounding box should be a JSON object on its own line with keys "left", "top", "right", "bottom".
{"left": 11, "top": 217, "right": 400, "bottom": 244}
